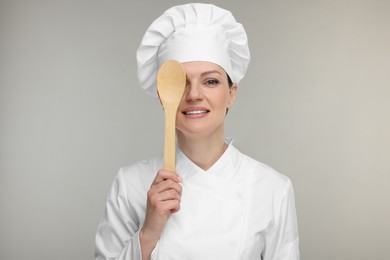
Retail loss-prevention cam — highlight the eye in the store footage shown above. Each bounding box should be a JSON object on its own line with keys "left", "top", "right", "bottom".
{"left": 203, "top": 79, "right": 219, "bottom": 87}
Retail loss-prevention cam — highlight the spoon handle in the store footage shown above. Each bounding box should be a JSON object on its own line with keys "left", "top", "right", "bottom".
{"left": 163, "top": 104, "right": 178, "bottom": 171}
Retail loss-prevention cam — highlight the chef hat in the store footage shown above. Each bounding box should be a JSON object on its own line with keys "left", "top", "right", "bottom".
{"left": 136, "top": 3, "right": 250, "bottom": 97}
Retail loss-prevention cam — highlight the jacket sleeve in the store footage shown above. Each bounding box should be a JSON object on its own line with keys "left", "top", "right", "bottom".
{"left": 95, "top": 169, "right": 142, "bottom": 260}
{"left": 263, "top": 179, "right": 300, "bottom": 260}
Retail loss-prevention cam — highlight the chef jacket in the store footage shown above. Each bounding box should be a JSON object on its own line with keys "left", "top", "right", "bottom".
{"left": 95, "top": 138, "right": 300, "bottom": 259}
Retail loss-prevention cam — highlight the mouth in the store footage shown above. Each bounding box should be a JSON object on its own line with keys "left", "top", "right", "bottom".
{"left": 182, "top": 108, "right": 210, "bottom": 116}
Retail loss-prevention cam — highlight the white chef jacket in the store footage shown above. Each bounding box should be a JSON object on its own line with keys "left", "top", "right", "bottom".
{"left": 95, "top": 138, "right": 299, "bottom": 260}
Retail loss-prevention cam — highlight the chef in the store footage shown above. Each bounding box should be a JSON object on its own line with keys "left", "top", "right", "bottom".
{"left": 95, "top": 3, "right": 300, "bottom": 260}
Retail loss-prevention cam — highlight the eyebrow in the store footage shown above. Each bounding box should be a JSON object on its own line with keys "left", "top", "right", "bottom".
{"left": 200, "top": 70, "right": 222, "bottom": 77}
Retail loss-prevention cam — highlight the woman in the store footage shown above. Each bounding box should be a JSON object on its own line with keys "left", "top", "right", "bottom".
{"left": 95, "top": 3, "right": 299, "bottom": 260}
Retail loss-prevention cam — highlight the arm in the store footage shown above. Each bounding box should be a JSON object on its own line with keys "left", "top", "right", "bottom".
{"left": 139, "top": 170, "right": 182, "bottom": 260}
{"left": 95, "top": 169, "right": 142, "bottom": 260}
{"left": 263, "top": 179, "right": 300, "bottom": 260}
{"left": 95, "top": 168, "right": 182, "bottom": 260}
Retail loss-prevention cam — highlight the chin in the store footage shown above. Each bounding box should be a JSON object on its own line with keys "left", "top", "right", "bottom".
{"left": 177, "top": 126, "right": 207, "bottom": 136}
{"left": 176, "top": 123, "right": 224, "bottom": 139}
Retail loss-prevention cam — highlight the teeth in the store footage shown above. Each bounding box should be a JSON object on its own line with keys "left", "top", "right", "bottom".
{"left": 184, "top": 110, "right": 208, "bottom": 115}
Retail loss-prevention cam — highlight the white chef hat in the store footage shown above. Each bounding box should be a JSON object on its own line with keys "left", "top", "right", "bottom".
{"left": 136, "top": 3, "right": 250, "bottom": 98}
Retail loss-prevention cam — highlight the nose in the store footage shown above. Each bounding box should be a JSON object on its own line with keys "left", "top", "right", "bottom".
{"left": 185, "top": 82, "right": 202, "bottom": 102}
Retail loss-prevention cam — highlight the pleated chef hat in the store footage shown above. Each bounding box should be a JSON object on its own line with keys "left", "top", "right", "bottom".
{"left": 136, "top": 3, "right": 250, "bottom": 98}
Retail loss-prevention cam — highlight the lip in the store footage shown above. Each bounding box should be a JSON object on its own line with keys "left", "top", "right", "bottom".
{"left": 181, "top": 106, "right": 210, "bottom": 117}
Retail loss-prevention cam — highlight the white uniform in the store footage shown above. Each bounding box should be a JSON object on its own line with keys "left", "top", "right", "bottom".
{"left": 95, "top": 139, "right": 300, "bottom": 260}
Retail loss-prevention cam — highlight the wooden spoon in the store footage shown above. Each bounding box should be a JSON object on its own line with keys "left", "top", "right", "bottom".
{"left": 157, "top": 60, "right": 186, "bottom": 171}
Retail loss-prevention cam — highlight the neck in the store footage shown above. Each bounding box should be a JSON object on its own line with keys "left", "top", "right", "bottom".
{"left": 176, "top": 131, "right": 228, "bottom": 171}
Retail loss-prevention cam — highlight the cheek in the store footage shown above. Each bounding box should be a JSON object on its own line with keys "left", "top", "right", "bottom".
{"left": 211, "top": 94, "right": 230, "bottom": 114}
{"left": 177, "top": 95, "right": 187, "bottom": 109}
{"left": 221, "top": 92, "right": 232, "bottom": 107}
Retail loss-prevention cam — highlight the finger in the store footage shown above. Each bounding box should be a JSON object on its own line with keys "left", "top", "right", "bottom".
{"left": 153, "top": 169, "right": 181, "bottom": 184}
{"left": 157, "top": 188, "right": 181, "bottom": 202}
{"left": 148, "top": 193, "right": 181, "bottom": 215}
{"left": 161, "top": 199, "right": 181, "bottom": 213}
{"left": 152, "top": 169, "right": 182, "bottom": 185}
{"left": 153, "top": 179, "right": 183, "bottom": 195}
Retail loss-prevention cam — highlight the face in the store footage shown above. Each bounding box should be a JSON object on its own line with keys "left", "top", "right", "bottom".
{"left": 175, "top": 61, "right": 237, "bottom": 139}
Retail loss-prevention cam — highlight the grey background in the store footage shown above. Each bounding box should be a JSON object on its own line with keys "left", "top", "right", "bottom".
{"left": 1, "top": 0, "right": 389, "bottom": 259}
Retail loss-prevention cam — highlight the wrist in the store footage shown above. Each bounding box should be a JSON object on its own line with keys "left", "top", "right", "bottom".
{"left": 140, "top": 226, "right": 161, "bottom": 242}
{"left": 140, "top": 227, "right": 160, "bottom": 259}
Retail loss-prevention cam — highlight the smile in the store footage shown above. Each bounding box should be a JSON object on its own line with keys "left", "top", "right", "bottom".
{"left": 183, "top": 110, "right": 210, "bottom": 115}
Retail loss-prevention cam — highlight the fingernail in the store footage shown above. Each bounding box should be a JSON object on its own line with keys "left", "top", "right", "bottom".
{"left": 178, "top": 176, "right": 183, "bottom": 183}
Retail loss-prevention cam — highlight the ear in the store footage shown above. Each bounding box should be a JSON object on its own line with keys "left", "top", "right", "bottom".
{"left": 227, "top": 84, "right": 238, "bottom": 109}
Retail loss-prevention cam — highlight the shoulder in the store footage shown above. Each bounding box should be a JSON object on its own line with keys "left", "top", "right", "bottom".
{"left": 233, "top": 148, "right": 297, "bottom": 215}
{"left": 115, "top": 155, "right": 163, "bottom": 192}
{"left": 120, "top": 155, "right": 162, "bottom": 176}
{"left": 233, "top": 146, "right": 292, "bottom": 192}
